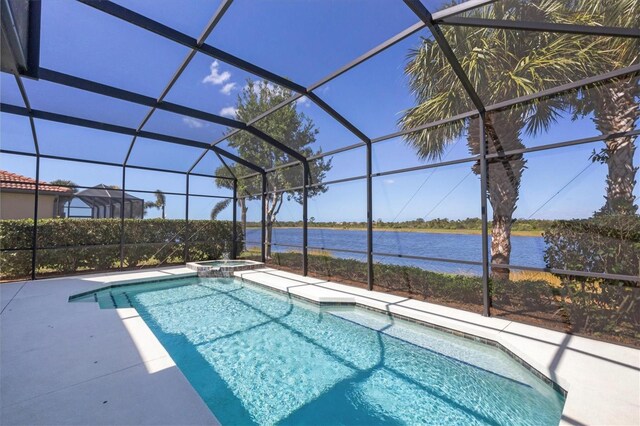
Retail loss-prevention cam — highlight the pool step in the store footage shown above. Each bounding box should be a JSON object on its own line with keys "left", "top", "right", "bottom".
{"left": 95, "top": 291, "right": 133, "bottom": 309}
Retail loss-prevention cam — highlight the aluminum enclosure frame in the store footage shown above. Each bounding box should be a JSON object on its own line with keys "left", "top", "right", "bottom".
{"left": 1, "top": 0, "right": 638, "bottom": 318}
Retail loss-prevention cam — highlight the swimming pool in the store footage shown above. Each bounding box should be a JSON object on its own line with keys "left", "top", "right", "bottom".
{"left": 72, "top": 277, "right": 565, "bottom": 425}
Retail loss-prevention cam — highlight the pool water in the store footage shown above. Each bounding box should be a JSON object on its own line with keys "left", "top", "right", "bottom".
{"left": 73, "top": 277, "right": 565, "bottom": 425}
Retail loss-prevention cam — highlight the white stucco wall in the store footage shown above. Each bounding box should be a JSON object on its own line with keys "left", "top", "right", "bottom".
{"left": 0, "top": 192, "right": 57, "bottom": 219}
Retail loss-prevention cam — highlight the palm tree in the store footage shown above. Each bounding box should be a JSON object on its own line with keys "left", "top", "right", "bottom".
{"left": 400, "top": 1, "right": 599, "bottom": 279}
{"left": 581, "top": 76, "right": 640, "bottom": 215}
{"left": 570, "top": 0, "right": 639, "bottom": 214}
{"left": 144, "top": 190, "right": 166, "bottom": 219}
{"left": 210, "top": 199, "right": 231, "bottom": 220}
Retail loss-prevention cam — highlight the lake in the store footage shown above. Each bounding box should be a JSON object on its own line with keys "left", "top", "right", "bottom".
{"left": 245, "top": 228, "right": 547, "bottom": 275}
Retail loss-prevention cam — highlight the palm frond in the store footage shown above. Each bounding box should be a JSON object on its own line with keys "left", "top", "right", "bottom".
{"left": 210, "top": 199, "right": 232, "bottom": 220}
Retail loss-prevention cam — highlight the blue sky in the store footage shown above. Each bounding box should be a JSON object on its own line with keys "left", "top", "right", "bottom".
{"left": 1, "top": 0, "right": 638, "bottom": 221}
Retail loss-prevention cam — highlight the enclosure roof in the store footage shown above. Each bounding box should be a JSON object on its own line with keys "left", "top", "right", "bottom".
{"left": 0, "top": 170, "right": 71, "bottom": 193}
{"left": 76, "top": 184, "right": 142, "bottom": 201}
{"left": 0, "top": 0, "right": 639, "bottom": 176}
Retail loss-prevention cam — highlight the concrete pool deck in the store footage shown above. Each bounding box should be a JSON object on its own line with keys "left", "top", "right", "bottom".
{"left": 1, "top": 267, "right": 218, "bottom": 425}
{"left": 1, "top": 266, "right": 638, "bottom": 425}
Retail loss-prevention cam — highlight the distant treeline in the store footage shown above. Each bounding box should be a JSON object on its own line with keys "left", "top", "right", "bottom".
{"left": 246, "top": 218, "right": 553, "bottom": 232}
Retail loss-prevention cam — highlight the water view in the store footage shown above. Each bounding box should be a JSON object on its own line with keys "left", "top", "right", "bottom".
{"left": 245, "top": 228, "right": 546, "bottom": 275}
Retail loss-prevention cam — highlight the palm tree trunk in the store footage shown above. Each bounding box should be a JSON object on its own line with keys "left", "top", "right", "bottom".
{"left": 592, "top": 78, "right": 639, "bottom": 214}
{"left": 239, "top": 198, "right": 247, "bottom": 242}
{"left": 468, "top": 113, "right": 526, "bottom": 280}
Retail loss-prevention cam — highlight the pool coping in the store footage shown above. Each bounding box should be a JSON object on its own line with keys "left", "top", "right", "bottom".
{"left": 67, "top": 273, "right": 198, "bottom": 302}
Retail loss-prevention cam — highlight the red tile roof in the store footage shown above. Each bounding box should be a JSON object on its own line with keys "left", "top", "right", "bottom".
{"left": 0, "top": 170, "right": 73, "bottom": 194}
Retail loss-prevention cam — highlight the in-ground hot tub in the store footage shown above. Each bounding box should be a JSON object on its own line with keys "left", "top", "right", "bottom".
{"left": 186, "top": 259, "right": 263, "bottom": 277}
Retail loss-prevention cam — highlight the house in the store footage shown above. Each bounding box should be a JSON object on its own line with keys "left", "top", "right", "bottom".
{"left": 0, "top": 170, "right": 73, "bottom": 219}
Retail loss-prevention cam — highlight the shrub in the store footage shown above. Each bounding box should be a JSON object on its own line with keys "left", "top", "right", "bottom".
{"left": 0, "top": 218, "right": 239, "bottom": 279}
{"left": 544, "top": 214, "right": 640, "bottom": 278}
{"left": 543, "top": 214, "right": 640, "bottom": 339}
{"left": 559, "top": 279, "right": 640, "bottom": 337}
{"left": 0, "top": 250, "right": 32, "bottom": 280}
{"left": 0, "top": 219, "right": 34, "bottom": 249}
{"left": 252, "top": 249, "right": 638, "bottom": 345}
{"left": 491, "top": 278, "right": 559, "bottom": 312}
{"left": 0, "top": 219, "right": 35, "bottom": 279}
{"left": 247, "top": 251, "right": 484, "bottom": 306}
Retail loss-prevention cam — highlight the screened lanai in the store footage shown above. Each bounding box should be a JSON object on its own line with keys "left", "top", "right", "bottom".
{"left": 1, "top": 0, "right": 638, "bottom": 347}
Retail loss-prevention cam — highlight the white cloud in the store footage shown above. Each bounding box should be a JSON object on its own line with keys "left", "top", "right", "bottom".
{"left": 219, "top": 106, "right": 237, "bottom": 118}
{"left": 220, "top": 82, "right": 236, "bottom": 95}
{"left": 383, "top": 179, "right": 395, "bottom": 184}
{"left": 296, "top": 96, "right": 311, "bottom": 107}
{"left": 202, "top": 61, "right": 231, "bottom": 85}
{"left": 182, "top": 117, "right": 206, "bottom": 128}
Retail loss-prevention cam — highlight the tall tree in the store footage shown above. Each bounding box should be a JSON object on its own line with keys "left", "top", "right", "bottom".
{"left": 570, "top": 0, "right": 640, "bottom": 214}
{"left": 49, "top": 179, "right": 77, "bottom": 218}
{"left": 144, "top": 190, "right": 166, "bottom": 219}
{"left": 400, "top": 1, "right": 599, "bottom": 279}
{"left": 215, "top": 80, "right": 331, "bottom": 258}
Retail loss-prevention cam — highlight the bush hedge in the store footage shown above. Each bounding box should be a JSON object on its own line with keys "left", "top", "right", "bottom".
{"left": 247, "top": 249, "right": 639, "bottom": 345}
{"left": 544, "top": 214, "right": 640, "bottom": 278}
{"left": 249, "top": 251, "right": 485, "bottom": 307}
{"left": 543, "top": 214, "right": 640, "bottom": 339}
{"left": 0, "top": 218, "right": 239, "bottom": 279}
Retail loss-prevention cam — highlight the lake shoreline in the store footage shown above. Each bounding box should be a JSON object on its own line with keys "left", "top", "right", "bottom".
{"left": 245, "top": 226, "right": 543, "bottom": 238}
